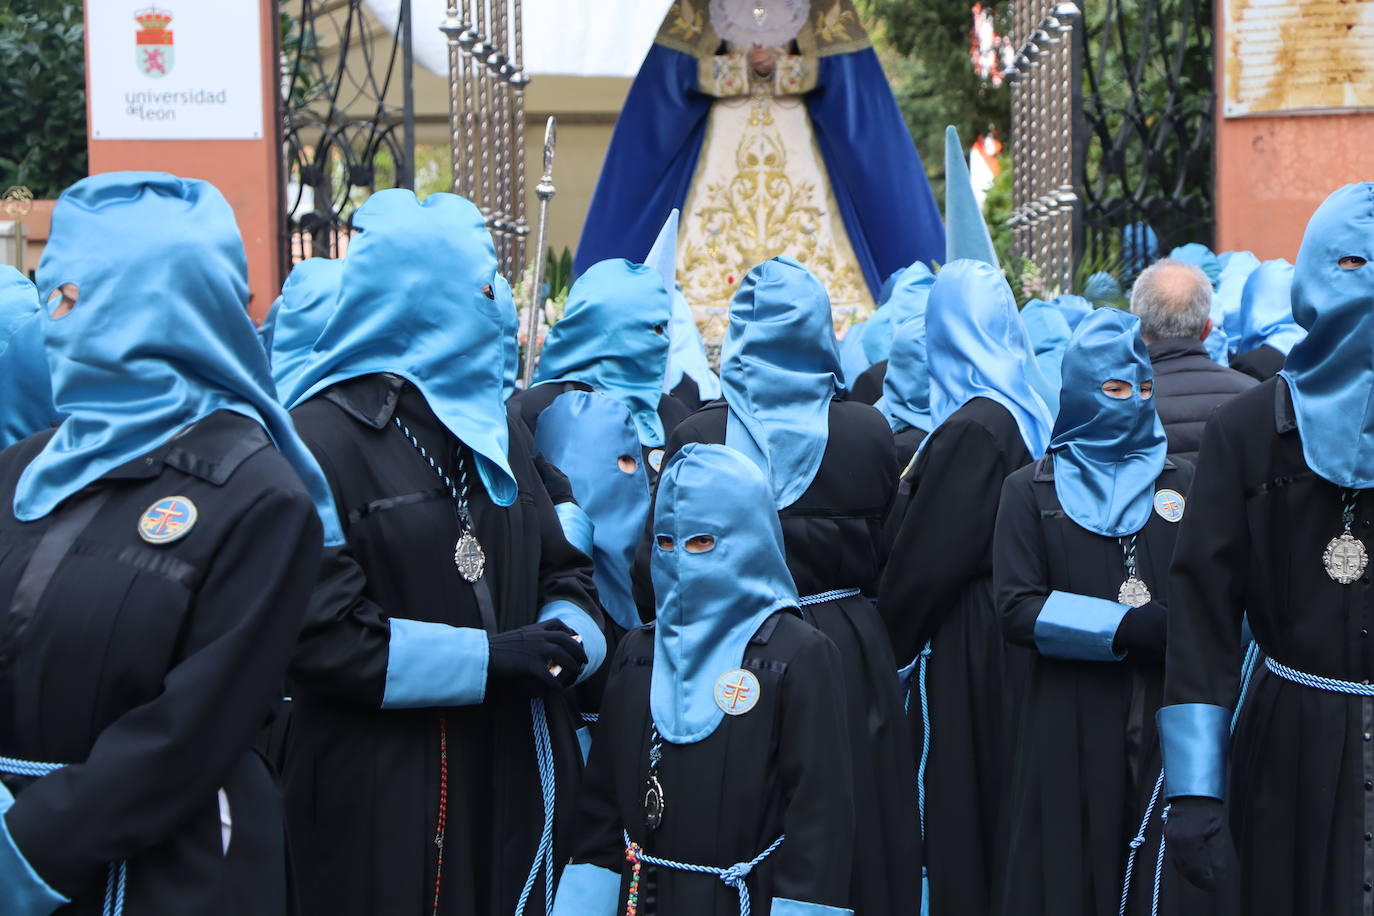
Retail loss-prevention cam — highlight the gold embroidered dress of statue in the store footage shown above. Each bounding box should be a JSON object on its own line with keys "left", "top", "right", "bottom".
{"left": 575, "top": 0, "right": 945, "bottom": 350}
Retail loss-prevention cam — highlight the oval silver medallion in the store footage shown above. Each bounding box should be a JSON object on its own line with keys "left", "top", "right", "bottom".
{"left": 1324, "top": 531, "right": 1368, "bottom": 585}
{"left": 454, "top": 531, "right": 486, "bottom": 582}
{"left": 1117, "top": 576, "right": 1153, "bottom": 608}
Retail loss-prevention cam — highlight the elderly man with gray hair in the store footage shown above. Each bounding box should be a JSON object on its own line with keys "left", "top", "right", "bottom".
{"left": 1131, "top": 257, "right": 1256, "bottom": 465}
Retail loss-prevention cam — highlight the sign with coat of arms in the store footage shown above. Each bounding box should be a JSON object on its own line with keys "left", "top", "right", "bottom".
{"left": 86, "top": 0, "right": 264, "bottom": 140}
{"left": 135, "top": 7, "right": 174, "bottom": 78}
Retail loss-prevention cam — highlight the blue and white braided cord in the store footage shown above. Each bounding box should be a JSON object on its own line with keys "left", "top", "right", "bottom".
{"left": 797, "top": 588, "right": 861, "bottom": 607}
{"left": 622, "top": 830, "right": 784, "bottom": 916}
{"left": 1264, "top": 656, "right": 1374, "bottom": 695}
{"left": 0, "top": 756, "right": 127, "bottom": 916}
{"left": 514, "top": 698, "right": 558, "bottom": 916}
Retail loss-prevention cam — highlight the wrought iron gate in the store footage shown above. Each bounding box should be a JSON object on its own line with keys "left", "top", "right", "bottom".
{"left": 1008, "top": 0, "right": 1215, "bottom": 290}
{"left": 279, "top": 0, "right": 416, "bottom": 266}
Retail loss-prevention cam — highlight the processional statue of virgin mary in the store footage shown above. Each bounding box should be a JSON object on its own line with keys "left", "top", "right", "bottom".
{"left": 575, "top": 0, "right": 945, "bottom": 337}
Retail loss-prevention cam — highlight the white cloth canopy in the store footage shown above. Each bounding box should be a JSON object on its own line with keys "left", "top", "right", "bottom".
{"left": 364, "top": 0, "right": 674, "bottom": 78}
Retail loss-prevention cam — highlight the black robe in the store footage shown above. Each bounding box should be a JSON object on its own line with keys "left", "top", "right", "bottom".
{"left": 509, "top": 381, "right": 691, "bottom": 481}
{"left": 894, "top": 426, "right": 928, "bottom": 473}
{"left": 878, "top": 396, "right": 1035, "bottom": 916}
{"left": 652, "top": 398, "right": 919, "bottom": 916}
{"left": 284, "top": 375, "right": 602, "bottom": 916}
{"left": 1166, "top": 376, "right": 1374, "bottom": 916}
{"left": 994, "top": 453, "right": 1215, "bottom": 916}
{"left": 850, "top": 360, "right": 887, "bottom": 406}
{"left": 567, "top": 612, "right": 854, "bottom": 915}
{"left": 0, "top": 411, "right": 322, "bottom": 915}
{"left": 1228, "top": 344, "right": 1285, "bottom": 382}
{"left": 668, "top": 377, "right": 705, "bottom": 412}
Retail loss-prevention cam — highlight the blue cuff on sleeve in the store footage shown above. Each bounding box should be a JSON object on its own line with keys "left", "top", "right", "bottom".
{"left": 1033, "top": 590, "right": 1130, "bottom": 662}
{"left": 770, "top": 899, "right": 854, "bottom": 916}
{"left": 0, "top": 786, "right": 69, "bottom": 916}
{"left": 1157, "top": 703, "right": 1231, "bottom": 800}
{"left": 539, "top": 600, "right": 607, "bottom": 683}
{"left": 551, "top": 862, "right": 621, "bottom": 916}
{"left": 554, "top": 502, "right": 595, "bottom": 556}
{"left": 382, "top": 620, "right": 488, "bottom": 709}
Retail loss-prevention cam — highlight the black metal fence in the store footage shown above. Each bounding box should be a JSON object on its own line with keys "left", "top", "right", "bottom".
{"left": 278, "top": 0, "right": 416, "bottom": 268}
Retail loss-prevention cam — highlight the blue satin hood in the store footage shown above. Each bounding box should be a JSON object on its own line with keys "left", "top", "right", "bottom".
{"left": 534, "top": 391, "right": 649, "bottom": 631}
{"left": 279, "top": 189, "right": 517, "bottom": 507}
{"left": 1281, "top": 183, "right": 1374, "bottom": 489}
{"left": 1053, "top": 294, "right": 1095, "bottom": 330}
{"left": 0, "top": 268, "right": 60, "bottom": 447}
{"left": 23, "top": 172, "right": 343, "bottom": 544}
{"left": 720, "top": 256, "right": 842, "bottom": 509}
{"left": 1048, "top": 308, "right": 1166, "bottom": 537}
{"left": 650, "top": 443, "right": 797, "bottom": 744}
{"left": 664, "top": 288, "right": 721, "bottom": 401}
{"left": 1170, "top": 243, "right": 1222, "bottom": 287}
{"left": 858, "top": 268, "right": 909, "bottom": 365}
{"left": 925, "top": 260, "right": 1055, "bottom": 456}
{"left": 494, "top": 275, "right": 518, "bottom": 401}
{"left": 1021, "top": 298, "right": 1074, "bottom": 393}
{"left": 944, "top": 126, "right": 999, "bottom": 267}
{"left": 1210, "top": 250, "right": 1260, "bottom": 363}
{"left": 1237, "top": 259, "right": 1306, "bottom": 356}
{"left": 268, "top": 258, "right": 343, "bottom": 401}
{"left": 534, "top": 259, "right": 671, "bottom": 447}
{"left": 876, "top": 262, "right": 936, "bottom": 433}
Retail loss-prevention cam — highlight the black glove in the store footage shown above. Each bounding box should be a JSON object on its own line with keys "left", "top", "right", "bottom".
{"left": 1113, "top": 600, "right": 1167, "bottom": 653}
{"left": 488, "top": 619, "right": 588, "bottom": 693}
{"left": 1165, "top": 796, "right": 1228, "bottom": 891}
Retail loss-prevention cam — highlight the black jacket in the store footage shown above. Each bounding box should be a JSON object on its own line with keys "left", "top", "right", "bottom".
{"left": 0, "top": 411, "right": 323, "bottom": 915}
{"left": 1146, "top": 337, "right": 1256, "bottom": 466}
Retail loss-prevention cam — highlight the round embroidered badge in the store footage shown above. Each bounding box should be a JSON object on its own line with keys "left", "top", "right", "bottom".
{"left": 648, "top": 449, "right": 666, "bottom": 473}
{"left": 1153, "top": 489, "right": 1185, "bottom": 523}
{"left": 714, "top": 668, "right": 761, "bottom": 716}
{"left": 138, "top": 496, "right": 198, "bottom": 544}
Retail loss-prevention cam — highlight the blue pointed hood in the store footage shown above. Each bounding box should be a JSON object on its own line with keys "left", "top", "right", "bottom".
{"left": 650, "top": 443, "right": 797, "bottom": 744}
{"left": 944, "top": 126, "right": 999, "bottom": 267}
{"left": 268, "top": 258, "right": 343, "bottom": 402}
{"left": 494, "top": 274, "right": 518, "bottom": 401}
{"left": 1281, "top": 183, "right": 1374, "bottom": 489}
{"left": 664, "top": 287, "right": 721, "bottom": 401}
{"left": 876, "top": 262, "right": 936, "bottom": 433}
{"left": 1237, "top": 259, "right": 1306, "bottom": 356}
{"left": 721, "top": 256, "right": 842, "bottom": 509}
{"left": 534, "top": 391, "right": 650, "bottom": 631}
{"left": 644, "top": 208, "right": 678, "bottom": 290}
{"left": 22, "top": 172, "right": 343, "bottom": 544}
{"left": 645, "top": 210, "right": 723, "bottom": 400}
{"left": 1169, "top": 243, "right": 1221, "bottom": 287}
{"left": 0, "top": 267, "right": 60, "bottom": 447}
{"left": 533, "top": 259, "right": 672, "bottom": 447}
{"left": 279, "top": 189, "right": 517, "bottom": 506}
{"left": 925, "top": 259, "right": 1055, "bottom": 456}
{"left": 1048, "top": 308, "right": 1166, "bottom": 537}
{"left": 1021, "top": 298, "right": 1074, "bottom": 393}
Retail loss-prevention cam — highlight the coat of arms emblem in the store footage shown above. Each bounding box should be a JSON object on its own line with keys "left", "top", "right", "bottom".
{"left": 135, "top": 7, "right": 173, "bottom": 78}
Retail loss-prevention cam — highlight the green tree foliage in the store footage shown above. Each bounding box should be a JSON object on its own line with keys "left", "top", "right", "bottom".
{"left": 860, "top": 0, "right": 1010, "bottom": 204}
{"left": 0, "top": 0, "right": 87, "bottom": 197}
